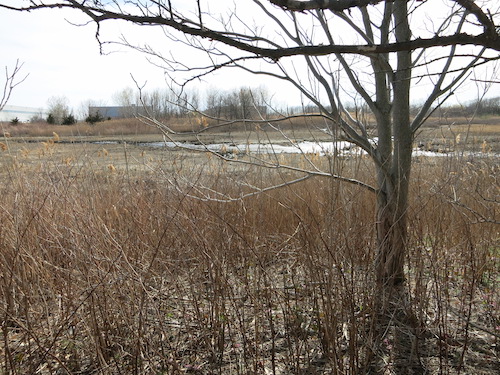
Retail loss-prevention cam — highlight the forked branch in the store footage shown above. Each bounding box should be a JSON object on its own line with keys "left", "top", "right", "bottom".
{"left": 1, "top": 60, "right": 28, "bottom": 111}
{"left": 0, "top": 2, "right": 499, "bottom": 52}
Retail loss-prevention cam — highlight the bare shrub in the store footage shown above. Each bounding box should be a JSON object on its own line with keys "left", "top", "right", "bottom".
{"left": 0, "top": 148, "right": 498, "bottom": 374}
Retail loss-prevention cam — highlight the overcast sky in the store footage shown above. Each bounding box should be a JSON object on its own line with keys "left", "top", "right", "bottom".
{"left": 0, "top": 4, "right": 280, "bottom": 112}
{"left": 1, "top": 2, "right": 498, "bottom": 113}
{"left": 1, "top": 8, "right": 143, "bottom": 109}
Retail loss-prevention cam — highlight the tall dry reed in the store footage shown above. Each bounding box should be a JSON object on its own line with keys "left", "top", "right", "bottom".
{"left": 0, "top": 147, "right": 498, "bottom": 374}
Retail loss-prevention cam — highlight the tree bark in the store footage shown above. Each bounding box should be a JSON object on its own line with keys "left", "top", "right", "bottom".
{"left": 374, "top": 0, "right": 413, "bottom": 288}
{"left": 375, "top": 182, "right": 408, "bottom": 286}
{"left": 370, "top": 4, "right": 426, "bottom": 373}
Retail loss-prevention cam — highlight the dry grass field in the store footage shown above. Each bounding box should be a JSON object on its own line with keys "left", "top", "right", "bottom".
{"left": 0, "top": 116, "right": 498, "bottom": 374}
{"left": 2, "top": 112, "right": 498, "bottom": 150}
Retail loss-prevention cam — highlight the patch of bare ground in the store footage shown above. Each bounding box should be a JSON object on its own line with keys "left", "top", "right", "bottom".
{"left": 415, "top": 117, "right": 500, "bottom": 154}
{"left": 0, "top": 122, "right": 498, "bottom": 374}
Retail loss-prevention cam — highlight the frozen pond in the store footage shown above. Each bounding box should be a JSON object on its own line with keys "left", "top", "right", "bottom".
{"left": 140, "top": 140, "right": 356, "bottom": 155}
{"left": 91, "top": 139, "right": 497, "bottom": 158}
{"left": 137, "top": 140, "right": 498, "bottom": 158}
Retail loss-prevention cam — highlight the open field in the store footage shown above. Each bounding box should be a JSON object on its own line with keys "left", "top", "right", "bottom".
{"left": 0, "top": 117, "right": 498, "bottom": 374}
{"left": 1, "top": 113, "right": 499, "bottom": 151}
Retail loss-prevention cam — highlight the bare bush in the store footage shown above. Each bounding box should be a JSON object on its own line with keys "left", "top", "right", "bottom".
{"left": 0, "top": 144, "right": 497, "bottom": 374}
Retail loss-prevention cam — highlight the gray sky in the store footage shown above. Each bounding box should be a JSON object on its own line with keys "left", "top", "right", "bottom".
{"left": 1, "top": 2, "right": 498, "bottom": 113}
{"left": 1, "top": 8, "right": 186, "bottom": 109}
{"left": 0, "top": 5, "right": 280, "bottom": 111}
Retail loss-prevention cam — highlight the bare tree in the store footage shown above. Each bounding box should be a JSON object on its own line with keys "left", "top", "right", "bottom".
{"left": 205, "top": 87, "right": 224, "bottom": 119}
{"left": 5, "top": 0, "right": 497, "bottom": 283}
{"left": 46, "top": 95, "right": 71, "bottom": 124}
{"left": 0, "top": 59, "right": 27, "bottom": 112}
{"left": 2, "top": 0, "right": 498, "bottom": 370}
{"left": 78, "top": 98, "right": 107, "bottom": 120}
{"left": 204, "top": 86, "right": 270, "bottom": 120}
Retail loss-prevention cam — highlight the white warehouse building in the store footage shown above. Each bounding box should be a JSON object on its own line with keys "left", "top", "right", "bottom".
{"left": 0, "top": 105, "right": 45, "bottom": 122}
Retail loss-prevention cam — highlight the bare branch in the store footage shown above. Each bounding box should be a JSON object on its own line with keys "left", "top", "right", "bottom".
{"left": 452, "top": 0, "right": 498, "bottom": 38}
{"left": 411, "top": 9, "right": 469, "bottom": 133}
{"left": 268, "top": 0, "right": 381, "bottom": 12}
{"left": 270, "top": 0, "right": 499, "bottom": 42}
{"left": 1, "top": 2, "right": 499, "bottom": 52}
{"left": 0, "top": 60, "right": 28, "bottom": 111}
{"left": 133, "top": 103, "right": 378, "bottom": 195}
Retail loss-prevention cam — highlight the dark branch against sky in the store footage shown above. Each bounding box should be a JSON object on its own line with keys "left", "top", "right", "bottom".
{"left": 0, "top": 1, "right": 498, "bottom": 55}
{"left": 0, "top": 0, "right": 498, "bottom": 108}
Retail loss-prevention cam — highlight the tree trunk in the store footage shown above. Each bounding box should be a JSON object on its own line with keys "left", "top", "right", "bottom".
{"left": 375, "top": 180, "right": 408, "bottom": 286}
{"left": 368, "top": 3, "right": 426, "bottom": 371}
{"left": 374, "top": 0, "right": 413, "bottom": 288}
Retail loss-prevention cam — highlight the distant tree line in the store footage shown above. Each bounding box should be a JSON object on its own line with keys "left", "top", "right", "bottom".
{"left": 465, "top": 96, "right": 499, "bottom": 116}
{"left": 113, "top": 86, "right": 271, "bottom": 121}
{"left": 434, "top": 96, "right": 500, "bottom": 117}
{"left": 204, "top": 87, "right": 269, "bottom": 120}
{"left": 24, "top": 86, "right": 273, "bottom": 126}
{"left": 35, "top": 91, "right": 500, "bottom": 126}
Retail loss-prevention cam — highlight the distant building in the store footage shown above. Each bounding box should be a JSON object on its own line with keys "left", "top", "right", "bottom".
{"left": 88, "top": 105, "right": 152, "bottom": 119}
{"left": 0, "top": 105, "right": 45, "bottom": 122}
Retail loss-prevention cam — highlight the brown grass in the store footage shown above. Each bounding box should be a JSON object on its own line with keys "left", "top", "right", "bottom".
{"left": 0, "top": 118, "right": 162, "bottom": 139}
{"left": 0, "top": 140, "right": 498, "bottom": 374}
{"left": 2, "top": 115, "right": 499, "bottom": 156}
